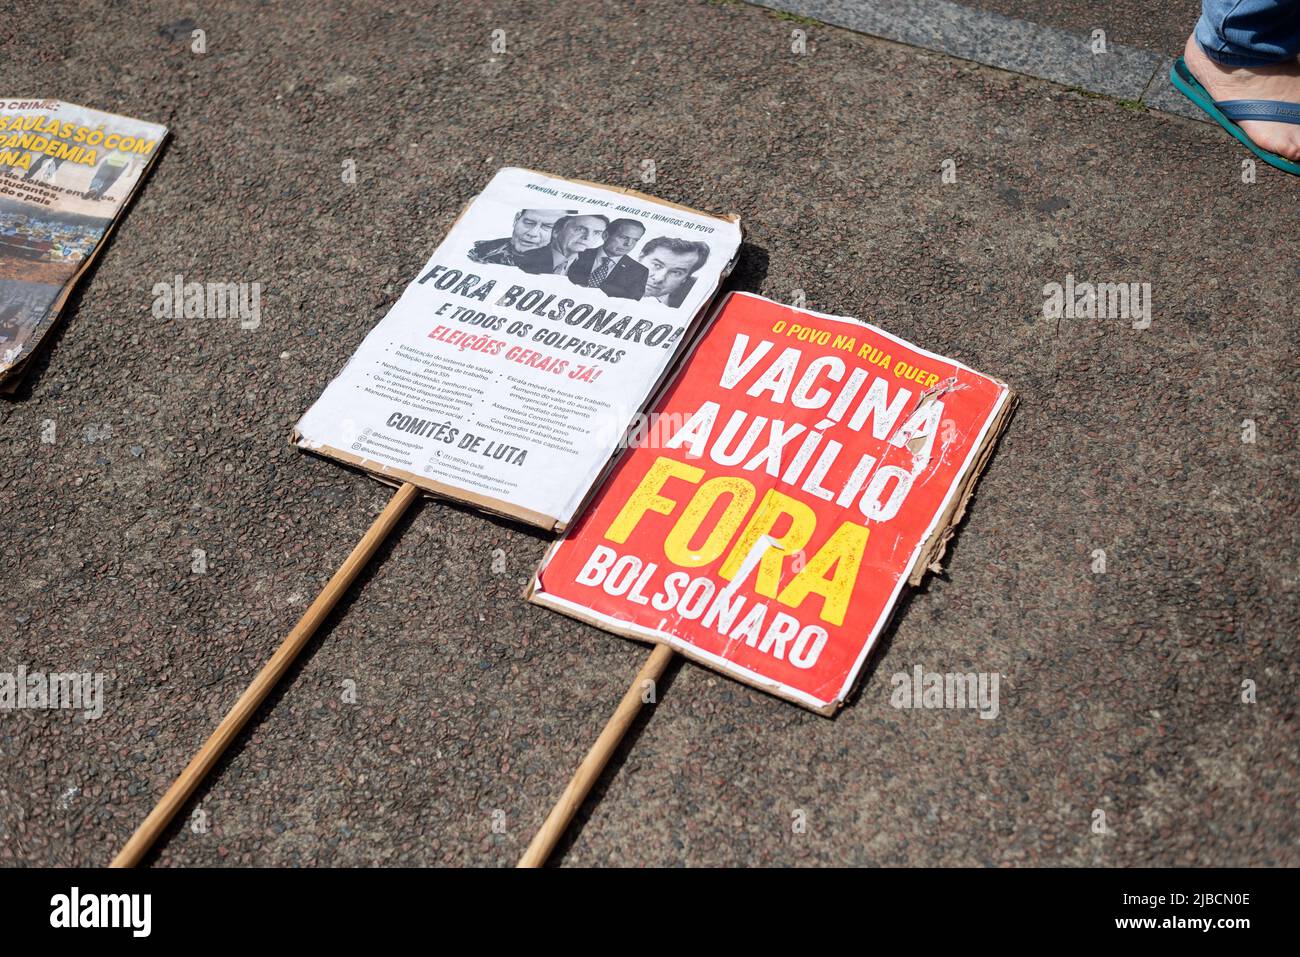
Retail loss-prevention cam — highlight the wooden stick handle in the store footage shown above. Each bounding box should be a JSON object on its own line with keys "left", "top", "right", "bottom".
{"left": 518, "top": 643, "right": 674, "bottom": 868}
{"left": 110, "top": 481, "right": 421, "bottom": 868}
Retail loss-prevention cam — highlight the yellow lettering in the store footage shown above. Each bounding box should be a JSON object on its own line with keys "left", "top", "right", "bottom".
{"left": 605, "top": 456, "right": 703, "bottom": 543}
{"left": 719, "top": 489, "right": 816, "bottom": 598}
{"left": 663, "top": 476, "right": 754, "bottom": 567}
{"left": 778, "top": 521, "right": 869, "bottom": 626}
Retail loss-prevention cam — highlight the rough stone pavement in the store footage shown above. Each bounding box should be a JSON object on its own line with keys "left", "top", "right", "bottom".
{"left": 964, "top": 0, "right": 1199, "bottom": 55}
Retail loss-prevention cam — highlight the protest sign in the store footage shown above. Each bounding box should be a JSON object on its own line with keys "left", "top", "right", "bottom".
{"left": 113, "top": 169, "right": 741, "bottom": 866}
{"left": 517, "top": 291, "right": 1013, "bottom": 865}
{"left": 530, "top": 291, "right": 1014, "bottom": 714}
{"left": 0, "top": 98, "right": 167, "bottom": 387}
{"left": 294, "top": 166, "right": 743, "bottom": 530}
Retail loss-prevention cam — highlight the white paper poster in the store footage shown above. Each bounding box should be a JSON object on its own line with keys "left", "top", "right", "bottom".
{"left": 294, "top": 167, "right": 742, "bottom": 529}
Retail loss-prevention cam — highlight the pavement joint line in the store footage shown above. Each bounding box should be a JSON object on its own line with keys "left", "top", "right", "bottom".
{"left": 1138, "top": 60, "right": 1162, "bottom": 104}
{"left": 1140, "top": 55, "right": 1211, "bottom": 121}
{"left": 746, "top": 0, "right": 1210, "bottom": 123}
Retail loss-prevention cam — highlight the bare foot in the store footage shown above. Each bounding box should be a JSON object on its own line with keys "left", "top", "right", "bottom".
{"left": 1183, "top": 34, "right": 1300, "bottom": 162}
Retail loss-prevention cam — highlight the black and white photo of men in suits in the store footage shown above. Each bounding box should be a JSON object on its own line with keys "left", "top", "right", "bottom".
{"left": 465, "top": 208, "right": 573, "bottom": 267}
{"left": 566, "top": 218, "right": 648, "bottom": 300}
{"left": 638, "top": 237, "right": 710, "bottom": 308}
{"left": 516, "top": 214, "right": 608, "bottom": 276}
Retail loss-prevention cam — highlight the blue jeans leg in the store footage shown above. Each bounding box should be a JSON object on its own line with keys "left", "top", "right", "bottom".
{"left": 1195, "top": 0, "right": 1300, "bottom": 66}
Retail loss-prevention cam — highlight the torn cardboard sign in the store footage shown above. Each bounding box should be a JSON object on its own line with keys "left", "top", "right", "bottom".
{"left": 293, "top": 166, "right": 743, "bottom": 531}
{"left": 0, "top": 98, "right": 168, "bottom": 388}
{"left": 528, "top": 291, "right": 1014, "bottom": 714}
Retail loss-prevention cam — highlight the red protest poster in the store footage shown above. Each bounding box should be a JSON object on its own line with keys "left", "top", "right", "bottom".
{"left": 529, "top": 291, "right": 1013, "bottom": 714}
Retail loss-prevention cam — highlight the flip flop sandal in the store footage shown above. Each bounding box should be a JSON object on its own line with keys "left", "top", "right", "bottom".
{"left": 1170, "top": 55, "right": 1300, "bottom": 176}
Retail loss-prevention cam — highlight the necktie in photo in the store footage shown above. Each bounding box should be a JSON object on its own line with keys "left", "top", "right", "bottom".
{"left": 589, "top": 255, "right": 615, "bottom": 287}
